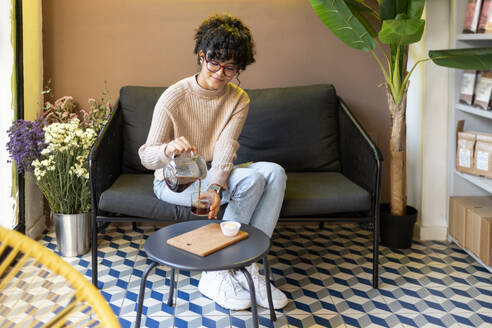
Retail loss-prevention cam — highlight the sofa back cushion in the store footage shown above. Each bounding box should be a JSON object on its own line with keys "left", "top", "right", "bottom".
{"left": 237, "top": 84, "right": 340, "bottom": 171}
{"left": 118, "top": 84, "right": 340, "bottom": 174}
{"left": 119, "top": 86, "right": 166, "bottom": 174}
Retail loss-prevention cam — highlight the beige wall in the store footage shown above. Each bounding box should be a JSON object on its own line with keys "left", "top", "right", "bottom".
{"left": 42, "top": 0, "right": 391, "bottom": 201}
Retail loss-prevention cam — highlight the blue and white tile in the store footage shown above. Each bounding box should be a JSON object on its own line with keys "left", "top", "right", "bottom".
{"left": 447, "top": 309, "right": 492, "bottom": 328}
{"left": 128, "top": 255, "right": 173, "bottom": 291}
{"left": 277, "top": 282, "right": 335, "bottom": 316}
{"left": 172, "top": 314, "right": 203, "bottom": 328}
{"left": 268, "top": 260, "right": 318, "bottom": 291}
{"left": 119, "top": 315, "right": 174, "bottom": 328}
{"left": 231, "top": 312, "right": 288, "bottom": 328}
{"left": 394, "top": 312, "right": 462, "bottom": 328}
{"left": 18, "top": 223, "right": 492, "bottom": 328}
{"left": 119, "top": 288, "right": 175, "bottom": 318}
{"left": 175, "top": 269, "right": 201, "bottom": 290}
{"left": 282, "top": 313, "right": 335, "bottom": 327}
{"left": 327, "top": 283, "right": 389, "bottom": 315}
{"left": 174, "top": 289, "right": 230, "bottom": 317}
{"left": 380, "top": 284, "right": 445, "bottom": 315}
{"left": 426, "top": 284, "right": 492, "bottom": 314}
{"left": 94, "top": 285, "right": 127, "bottom": 316}
{"left": 340, "top": 312, "right": 403, "bottom": 328}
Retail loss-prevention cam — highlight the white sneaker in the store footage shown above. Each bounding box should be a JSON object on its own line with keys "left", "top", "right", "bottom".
{"left": 233, "top": 263, "right": 288, "bottom": 309}
{"left": 198, "top": 270, "right": 251, "bottom": 310}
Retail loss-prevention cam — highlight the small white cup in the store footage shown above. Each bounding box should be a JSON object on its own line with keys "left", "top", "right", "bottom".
{"left": 220, "top": 221, "right": 241, "bottom": 236}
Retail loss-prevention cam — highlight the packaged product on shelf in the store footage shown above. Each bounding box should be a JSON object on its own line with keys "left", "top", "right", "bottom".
{"left": 478, "top": 0, "right": 492, "bottom": 33}
{"left": 474, "top": 133, "right": 492, "bottom": 178}
{"left": 457, "top": 131, "right": 477, "bottom": 174}
{"left": 459, "top": 70, "right": 478, "bottom": 105}
{"left": 473, "top": 71, "right": 492, "bottom": 110}
{"left": 449, "top": 196, "right": 492, "bottom": 247}
{"left": 463, "top": 0, "right": 484, "bottom": 33}
{"left": 480, "top": 216, "right": 492, "bottom": 266}
{"left": 466, "top": 205, "right": 492, "bottom": 257}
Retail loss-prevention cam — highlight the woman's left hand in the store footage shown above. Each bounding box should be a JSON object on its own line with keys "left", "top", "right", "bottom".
{"left": 203, "top": 191, "right": 220, "bottom": 219}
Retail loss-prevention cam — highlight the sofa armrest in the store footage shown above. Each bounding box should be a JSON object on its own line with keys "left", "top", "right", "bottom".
{"left": 338, "top": 99, "right": 383, "bottom": 215}
{"left": 89, "top": 101, "right": 123, "bottom": 215}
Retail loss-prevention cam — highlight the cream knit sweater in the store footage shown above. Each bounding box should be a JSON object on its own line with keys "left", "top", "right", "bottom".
{"left": 138, "top": 74, "right": 250, "bottom": 189}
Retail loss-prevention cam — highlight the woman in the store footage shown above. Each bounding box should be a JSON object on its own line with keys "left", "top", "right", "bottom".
{"left": 138, "top": 13, "right": 288, "bottom": 311}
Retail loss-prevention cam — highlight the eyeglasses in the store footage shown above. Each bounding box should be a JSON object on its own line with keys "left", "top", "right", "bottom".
{"left": 202, "top": 57, "right": 238, "bottom": 77}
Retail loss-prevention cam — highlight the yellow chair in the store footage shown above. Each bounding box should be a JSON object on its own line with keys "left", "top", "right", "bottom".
{"left": 0, "top": 226, "right": 121, "bottom": 327}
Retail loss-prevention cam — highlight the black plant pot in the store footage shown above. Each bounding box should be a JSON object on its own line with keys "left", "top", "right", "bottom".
{"left": 380, "top": 203, "right": 418, "bottom": 249}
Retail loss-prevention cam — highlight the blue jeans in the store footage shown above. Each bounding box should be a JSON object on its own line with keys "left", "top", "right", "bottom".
{"left": 153, "top": 162, "right": 287, "bottom": 237}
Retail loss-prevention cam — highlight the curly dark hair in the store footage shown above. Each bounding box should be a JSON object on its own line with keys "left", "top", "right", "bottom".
{"left": 194, "top": 13, "right": 255, "bottom": 71}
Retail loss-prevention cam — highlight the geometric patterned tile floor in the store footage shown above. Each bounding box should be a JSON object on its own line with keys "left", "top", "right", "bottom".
{"left": 37, "top": 223, "right": 492, "bottom": 328}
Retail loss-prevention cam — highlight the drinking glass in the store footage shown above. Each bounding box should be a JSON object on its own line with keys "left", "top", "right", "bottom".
{"left": 191, "top": 192, "right": 213, "bottom": 216}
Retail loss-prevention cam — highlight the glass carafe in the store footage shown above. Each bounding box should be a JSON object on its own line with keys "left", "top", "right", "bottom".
{"left": 164, "top": 151, "right": 207, "bottom": 192}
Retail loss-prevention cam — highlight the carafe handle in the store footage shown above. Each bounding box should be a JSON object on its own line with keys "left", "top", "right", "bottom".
{"left": 170, "top": 150, "right": 196, "bottom": 159}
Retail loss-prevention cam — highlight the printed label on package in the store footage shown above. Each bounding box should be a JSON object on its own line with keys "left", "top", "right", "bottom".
{"left": 461, "top": 72, "right": 476, "bottom": 95}
{"left": 477, "top": 150, "right": 489, "bottom": 171}
{"left": 459, "top": 148, "right": 471, "bottom": 168}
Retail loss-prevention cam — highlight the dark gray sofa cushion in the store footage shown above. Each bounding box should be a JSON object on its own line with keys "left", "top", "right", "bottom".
{"left": 119, "top": 86, "right": 167, "bottom": 174}
{"left": 99, "top": 174, "right": 193, "bottom": 220}
{"left": 280, "top": 172, "right": 371, "bottom": 217}
{"left": 236, "top": 85, "right": 340, "bottom": 171}
{"left": 99, "top": 172, "right": 370, "bottom": 220}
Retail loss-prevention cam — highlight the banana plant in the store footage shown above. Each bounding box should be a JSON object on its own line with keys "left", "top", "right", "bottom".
{"left": 309, "top": 0, "right": 492, "bottom": 216}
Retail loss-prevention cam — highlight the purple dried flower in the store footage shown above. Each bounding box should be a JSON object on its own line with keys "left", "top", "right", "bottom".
{"left": 6, "top": 119, "right": 47, "bottom": 173}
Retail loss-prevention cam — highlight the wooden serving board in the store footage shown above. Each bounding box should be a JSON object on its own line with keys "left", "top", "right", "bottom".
{"left": 166, "top": 223, "right": 248, "bottom": 256}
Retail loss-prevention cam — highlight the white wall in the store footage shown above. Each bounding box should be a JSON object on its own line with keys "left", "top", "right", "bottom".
{"left": 419, "top": 0, "right": 450, "bottom": 240}
{"left": 407, "top": 18, "right": 425, "bottom": 233}
{"left": 407, "top": 1, "right": 451, "bottom": 240}
{"left": 0, "top": 0, "right": 17, "bottom": 229}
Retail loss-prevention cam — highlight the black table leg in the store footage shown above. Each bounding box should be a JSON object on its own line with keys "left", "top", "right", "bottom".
{"left": 263, "top": 257, "right": 277, "bottom": 322}
{"left": 240, "top": 268, "right": 259, "bottom": 328}
{"left": 168, "top": 268, "right": 176, "bottom": 306}
{"left": 136, "top": 261, "right": 158, "bottom": 328}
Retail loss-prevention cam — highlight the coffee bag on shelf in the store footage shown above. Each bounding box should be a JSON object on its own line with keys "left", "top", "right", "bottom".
{"left": 457, "top": 131, "right": 477, "bottom": 174}
{"left": 475, "top": 133, "right": 492, "bottom": 178}
{"left": 464, "top": 0, "right": 484, "bottom": 33}
{"left": 473, "top": 71, "right": 492, "bottom": 110}
{"left": 478, "top": 0, "right": 492, "bottom": 33}
{"left": 460, "top": 70, "right": 478, "bottom": 105}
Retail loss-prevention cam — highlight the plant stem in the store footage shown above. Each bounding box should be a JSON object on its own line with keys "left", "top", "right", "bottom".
{"left": 374, "top": 38, "right": 391, "bottom": 70}
{"left": 399, "top": 57, "right": 431, "bottom": 98}
{"left": 357, "top": 0, "right": 379, "bottom": 17}
{"left": 391, "top": 45, "right": 402, "bottom": 104}
{"left": 370, "top": 49, "right": 391, "bottom": 86}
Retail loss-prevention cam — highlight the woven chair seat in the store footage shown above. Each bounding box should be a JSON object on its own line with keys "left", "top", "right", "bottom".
{"left": 0, "top": 226, "right": 120, "bottom": 327}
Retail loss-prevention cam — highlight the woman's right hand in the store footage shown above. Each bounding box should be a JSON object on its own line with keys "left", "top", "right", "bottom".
{"left": 164, "top": 136, "right": 196, "bottom": 157}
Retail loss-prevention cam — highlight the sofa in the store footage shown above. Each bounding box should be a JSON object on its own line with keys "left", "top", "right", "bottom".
{"left": 89, "top": 84, "right": 383, "bottom": 288}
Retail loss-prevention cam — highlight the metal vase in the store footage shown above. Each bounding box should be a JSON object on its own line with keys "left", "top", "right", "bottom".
{"left": 53, "top": 213, "right": 91, "bottom": 257}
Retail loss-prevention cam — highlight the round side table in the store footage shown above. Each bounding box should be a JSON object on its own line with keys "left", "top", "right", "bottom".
{"left": 135, "top": 220, "right": 276, "bottom": 328}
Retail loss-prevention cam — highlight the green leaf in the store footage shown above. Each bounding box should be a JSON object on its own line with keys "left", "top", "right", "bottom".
{"left": 378, "top": 0, "right": 395, "bottom": 20}
{"left": 396, "top": 0, "right": 408, "bottom": 15}
{"left": 429, "top": 48, "right": 492, "bottom": 70}
{"left": 345, "top": 0, "right": 379, "bottom": 36}
{"left": 390, "top": 44, "right": 405, "bottom": 81}
{"left": 407, "top": 0, "right": 425, "bottom": 19}
{"left": 351, "top": 6, "right": 379, "bottom": 37}
{"left": 379, "top": 18, "right": 425, "bottom": 45}
{"left": 345, "top": 0, "right": 372, "bottom": 12}
{"left": 395, "top": 13, "right": 408, "bottom": 20}
{"left": 309, "top": 0, "right": 375, "bottom": 51}
{"left": 379, "top": 0, "right": 408, "bottom": 20}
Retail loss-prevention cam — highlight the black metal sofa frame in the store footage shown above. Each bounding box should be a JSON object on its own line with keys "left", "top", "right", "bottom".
{"left": 89, "top": 84, "right": 382, "bottom": 289}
